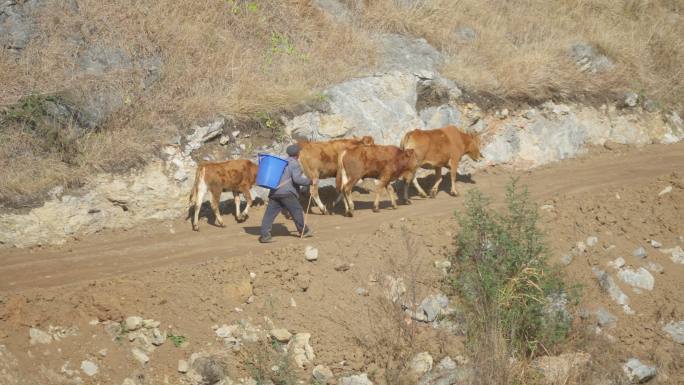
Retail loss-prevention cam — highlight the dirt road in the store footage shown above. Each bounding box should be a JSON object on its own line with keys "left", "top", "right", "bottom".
{"left": 1, "top": 142, "right": 682, "bottom": 292}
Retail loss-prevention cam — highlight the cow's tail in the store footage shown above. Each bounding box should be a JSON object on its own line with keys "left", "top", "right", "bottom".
{"left": 336, "top": 149, "right": 348, "bottom": 192}
{"left": 400, "top": 130, "right": 414, "bottom": 150}
{"left": 188, "top": 165, "right": 206, "bottom": 208}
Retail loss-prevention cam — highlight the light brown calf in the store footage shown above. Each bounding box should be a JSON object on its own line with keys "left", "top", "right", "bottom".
{"left": 335, "top": 144, "right": 418, "bottom": 216}
{"left": 298, "top": 136, "right": 374, "bottom": 214}
{"left": 188, "top": 159, "right": 258, "bottom": 231}
{"left": 400, "top": 125, "right": 482, "bottom": 199}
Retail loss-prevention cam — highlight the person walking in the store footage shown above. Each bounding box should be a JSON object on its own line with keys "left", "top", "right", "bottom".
{"left": 259, "top": 144, "right": 313, "bottom": 243}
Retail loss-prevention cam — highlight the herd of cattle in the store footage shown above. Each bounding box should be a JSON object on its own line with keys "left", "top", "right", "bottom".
{"left": 188, "top": 125, "right": 482, "bottom": 231}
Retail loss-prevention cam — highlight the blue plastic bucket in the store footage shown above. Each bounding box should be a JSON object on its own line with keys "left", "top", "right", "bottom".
{"left": 256, "top": 153, "right": 288, "bottom": 189}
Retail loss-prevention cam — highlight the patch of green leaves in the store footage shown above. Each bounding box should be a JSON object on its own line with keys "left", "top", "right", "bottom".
{"left": 169, "top": 333, "right": 187, "bottom": 348}
{"left": 447, "top": 178, "right": 574, "bottom": 358}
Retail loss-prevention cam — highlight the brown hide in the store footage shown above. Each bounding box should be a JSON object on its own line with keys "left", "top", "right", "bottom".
{"left": 337, "top": 144, "right": 418, "bottom": 215}
{"left": 188, "top": 159, "right": 258, "bottom": 230}
{"left": 400, "top": 125, "right": 481, "bottom": 197}
{"left": 297, "top": 136, "right": 374, "bottom": 214}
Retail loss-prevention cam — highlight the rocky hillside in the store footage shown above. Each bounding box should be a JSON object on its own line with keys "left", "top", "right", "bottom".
{"left": 1, "top": 0, "right": 683, "bottom": 212}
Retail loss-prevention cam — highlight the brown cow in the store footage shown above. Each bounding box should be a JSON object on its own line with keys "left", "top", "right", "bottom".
{"left": 400, "top": 125, "right": 482, "bottom": 199}
{"left": 188, "top": 159, "right": 258, "bottom": 231}
{"left": 298, "top": 136, "right": 374, "bottom": 214}
{"left": 335, "top": 144, "right": 418, "bottom": 217}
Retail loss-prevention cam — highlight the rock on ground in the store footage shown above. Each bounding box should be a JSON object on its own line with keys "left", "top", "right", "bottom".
{"left": 410, "top": 352, "right": 434, "bottom": 376}
{"left": 80, "top": 360, "right": 98, "bottom": 376}
{"left": 662, "top": 321, "right": 684, "bottom": 344}
{"left": 623, "top": 358, "right": 656, "bottom": 383}
{"left": 595, "top": 308, "right": 617, "bottom": 328}
{"left": 312, "top": 364, "right": 334, "bottom": 384}
{"left": 419, "top": 293, "right": 449, "bottom": 322}
{"left": 191, "top": 356, "right": 226, "bottom": 385}
{"left": 617, "top": 267, "right": 655, "bottom": 291}
{"left": 340, "top": 373, "right": 373, "bottom": 385}
{"left": 592, "top": 268, "right": 633, "bottom": 314}
{"left": 270, "top": 328, "right": 292, "bottom": 343}
{"left": 131, "top": 348, "right": 150, "bottom": 366}
{"left": 178, "top": 359, "right": 189, "bottom": 373}
{"left": 29, "top": 328, "right": 52, "bottom": 345}
{"left": 305, "top": 246, "right": 319, "bottom": 261}
{"left": 288, "top": 333, "right": 315, "bottom": 368}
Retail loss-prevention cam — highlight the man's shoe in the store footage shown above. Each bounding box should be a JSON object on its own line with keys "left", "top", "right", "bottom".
{"left": 301, "top": 227, "right": 313, "bottom": 238}
{"left": 259, "top": 235, "right": 274, "bottom": 243}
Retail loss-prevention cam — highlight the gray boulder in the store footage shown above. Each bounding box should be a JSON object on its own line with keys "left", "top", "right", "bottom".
{"left": 595, "top": 308, "right": 617, "bottom": 328}
{"left": 662, "top": 321, "right": 684, "bottom": 344}
{"left": 191, "top": 357, "right": 226, "bottom": 385}
{"left": 376, "top": 33, "right": 443, "bottom": 74}
{"left": 569, "top": 43, "right": 615, "bottom": 73}
{"left": 617, "top": 267, "right": 654, "bottom": 291}
{"left": 592, "top": 268, "right": 633, "bottom": 314}
{"left": 419, "top": 293, "right": 449, "bottom": 322}
{"left": 0, "top": 0, "right": 42, "bottom": 51}
{"left": 622, "top": 358, "right": 656, "bottom": 383}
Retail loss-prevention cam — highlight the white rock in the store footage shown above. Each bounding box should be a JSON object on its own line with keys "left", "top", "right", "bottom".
{"left": 216, "top": 325, "right": 235, "bottom": 339}
{"left": 623, "top": 358, "right": 656, "bottom": 383}
{"left": 125, "top": 316, "right": 143, "bottom": 331}
{"left": 122, "top": 379, "right": 137, "bottom": 385}
{"left": 178, "top": 359, "right": 189, "bottom": 373}
{"left": 142, "top": 319, "right": 160, "bottom": 329}
{"left": 662, "top": 321, "right": 684, "bottom": 344}
{"left": 270, "top": 329, "right": 292, "bottom": 343}
{"left": 340, "top": 373, "right": 373, "bottom": 385}
{"left": 288, "top": 333, "right": 315, "bottom": 368}
{"left": 131, "top": 348, "right": 150, "bottom": 365}
{"left": 434, "top": 260, "right": 451, "bottom": 271}
{"left": 649, "top": 240, "right": 662, "bottom": 249}
{"left": 633, "top": 247, "right": 647, "bottom": 259}
{"left": 98, "top": 349, "right": 108, "bottom": 357}
{"left": 617, "top": 267, "right": 655, "bottom": 291}
{"left": 592, "top": 268, "right": 633, "bottom": 314}
{"left": 409, "top": 352, "right": 433, "bottom": 375}
{"left": 586, "top": 236, "right": 598, "bottom": 247}
{"left": 80, "top": 360, "right": 98, "bottom": 376}
{"left": 658, "top": 186, "right": 673, "bottom": 196}
{"left": 312, "top": 365, "right": 334, "bottom": 384}
{"left": 663, "top": 246, "right": 684, "bottom": 264}
{"left": 305, "top": 246, "right": 319, "bottom": 261}
{"left": 290, "top": 297, "right": 297, "bottom": 307}
{"left": 29, "top": 328, "right": 52, "bottom": 345}
{"left": 355, "top": 287, "right": 369, "bottom": 296}
{"left": 645, "top": 261, "right": 664, "bottom": 274}
{"left": 219, "top": 135, "right": 231, "bottom": 145}
{"left": 608, "top": 257, "right": 625, "bottom": 269}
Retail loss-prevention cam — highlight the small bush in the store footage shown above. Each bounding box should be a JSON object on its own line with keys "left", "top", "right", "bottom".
{"left": 240, "top": 340, "right": 298, "bottom": 385}
{"left": 447, "top": 179, "right": 572, "bottom": 360}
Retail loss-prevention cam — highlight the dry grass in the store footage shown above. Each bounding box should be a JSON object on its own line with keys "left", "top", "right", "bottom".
{"left": 0, "top": 0, "right": 375, "bottom": 209}
{"left": 356, "top": 0, "right": 684, "bottom": 109}
{"left": 2, "top": 0, "right": 683, "bottom": 209}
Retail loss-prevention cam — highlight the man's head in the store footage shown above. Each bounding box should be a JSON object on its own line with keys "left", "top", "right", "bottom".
{"left": 286, "top": 144, "right": 300, "bottom": 158}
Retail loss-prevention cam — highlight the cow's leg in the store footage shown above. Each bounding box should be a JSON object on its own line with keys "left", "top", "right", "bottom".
{"left": 387, "top": 183, "right": 398, "bottom": 209}
{"left": 240, "top": 187, "right": 253, "bottom": 220}
{"left": 310, "top": 179, "right": 328, "bottom": 215}
{"left": 233, "top": 191, "right": 243, "bottom": 221}
{"left": 192, "top": 178, "right": 208, "bottom": 231}
{"left": 209, "top": 186, "right": 225, "bottom": 227}
{"left": 373, "top": 179, "right": 387, "bottom": 212}
{"left": 448, "top": 158, "right": 460, "bottom": 196}
{"left": 343, "top": 178, "right": 357, "bottom": 217}
{"left": 403, "top": 178, "right": 412, "bottom": 205}
{"left": 412, "top": 175, "right": 429, "bottom": 198}
{"left": 429, "top": 167, "right": 443, "bottom": 198}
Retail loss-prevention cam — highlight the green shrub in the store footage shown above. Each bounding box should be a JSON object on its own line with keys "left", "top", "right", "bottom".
{"left": 447, "top": 179, "right": 572, "bottom": 359}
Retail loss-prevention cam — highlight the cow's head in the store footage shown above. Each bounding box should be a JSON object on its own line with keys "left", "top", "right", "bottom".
{"left": 466, "top": 133, "right": 483, "bottom": 161}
